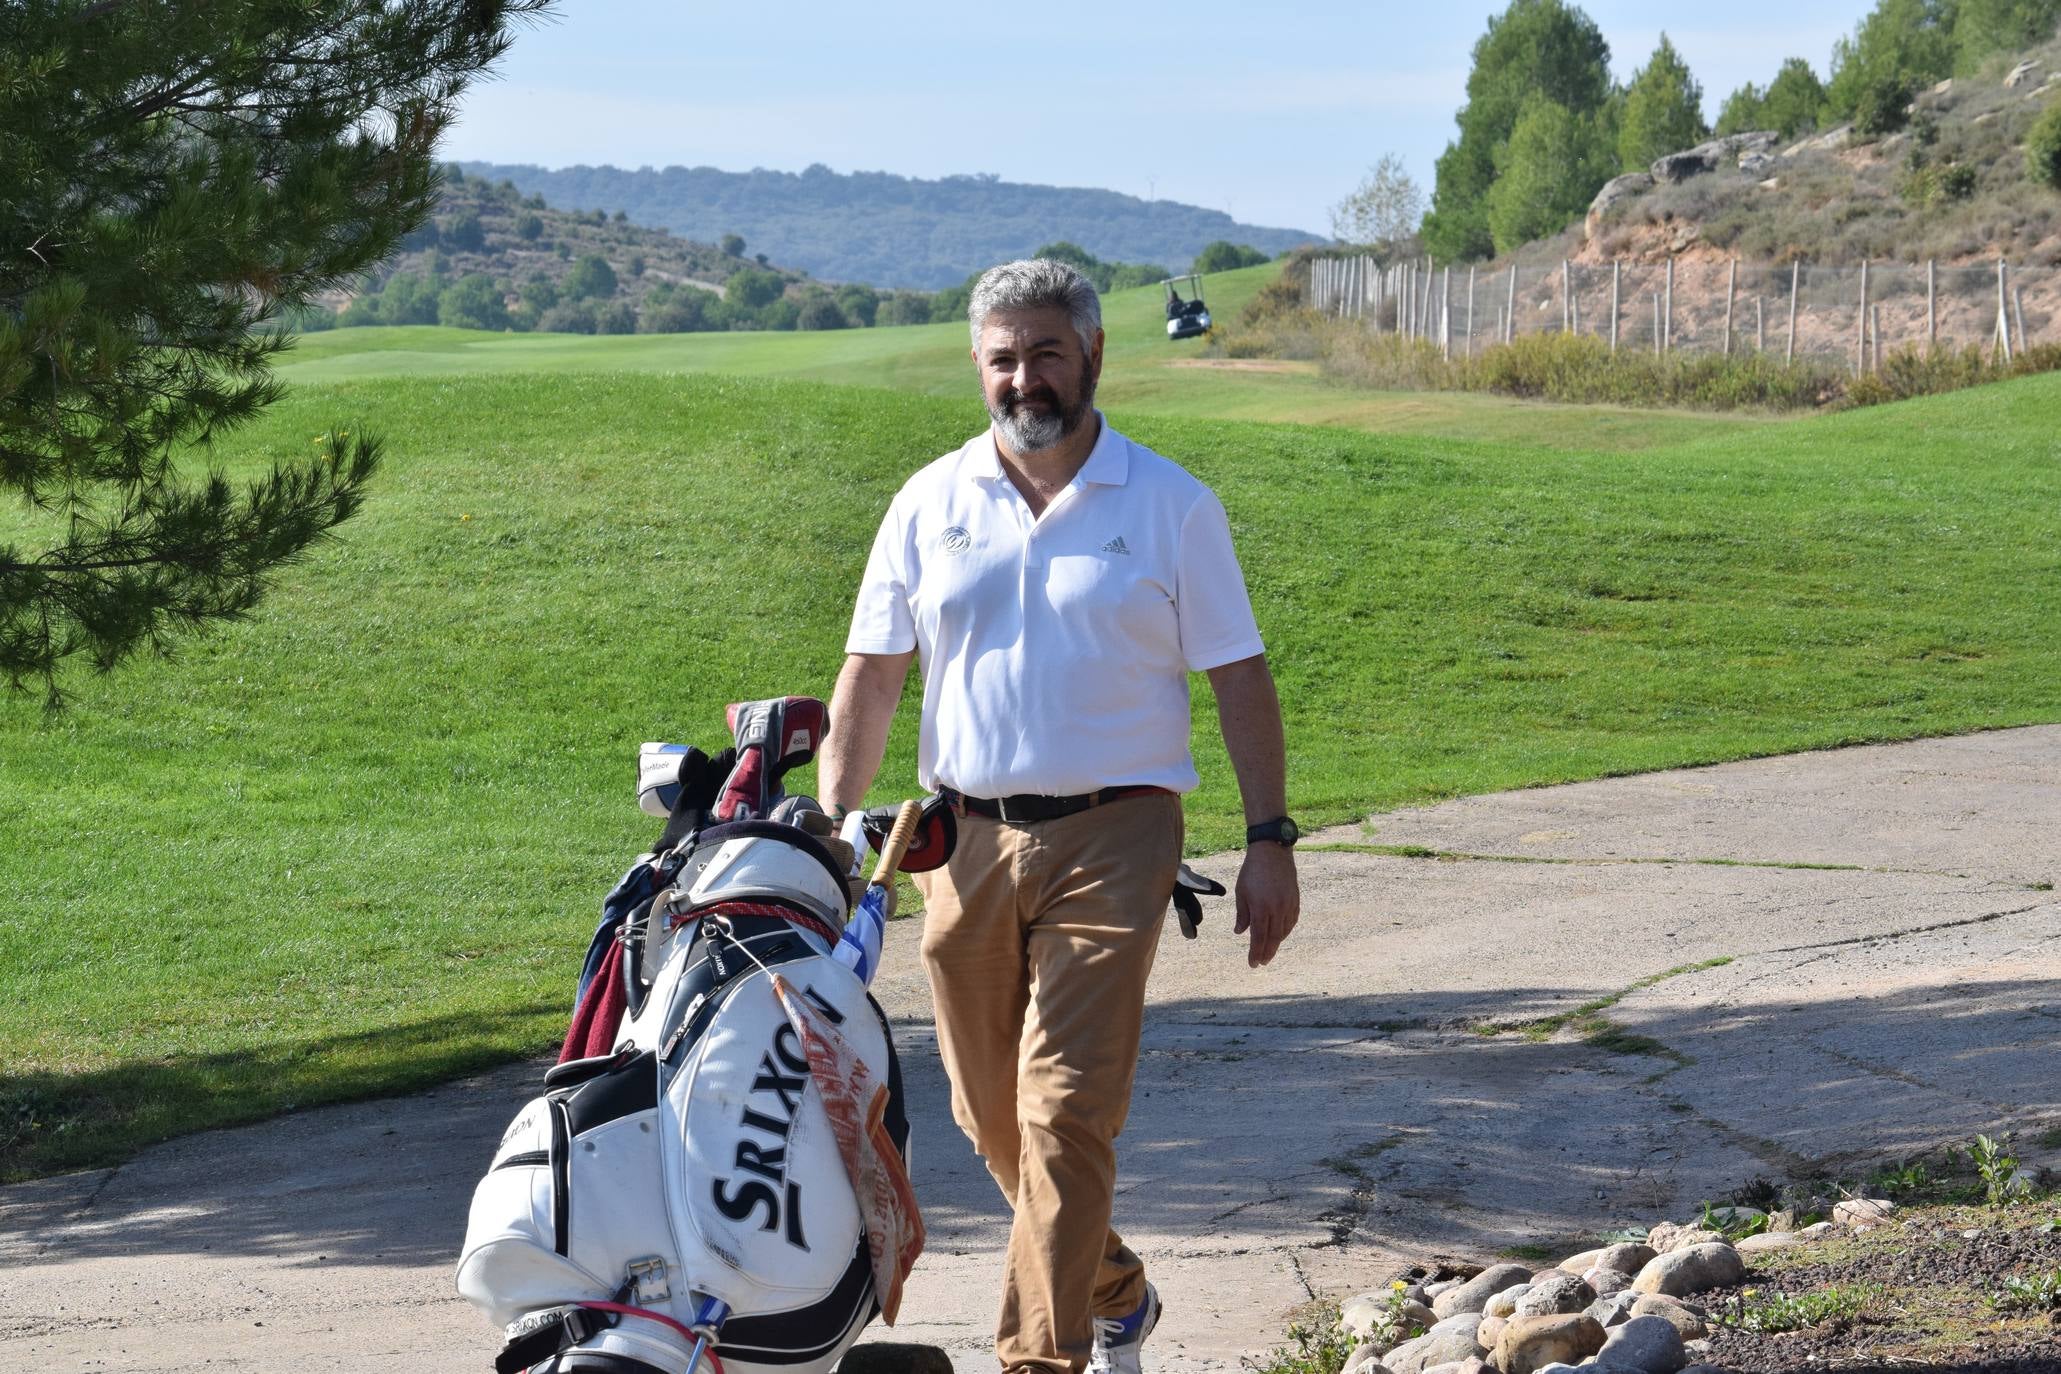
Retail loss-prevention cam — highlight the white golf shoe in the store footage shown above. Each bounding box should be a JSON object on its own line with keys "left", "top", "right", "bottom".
{"left": 1088, "top": 1282, "right": 1162, "bottom": 1374}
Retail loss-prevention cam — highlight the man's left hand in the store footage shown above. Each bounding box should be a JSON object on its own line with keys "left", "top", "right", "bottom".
{"left": 1233, "top": 841, "right": 1300, "bottom": 968}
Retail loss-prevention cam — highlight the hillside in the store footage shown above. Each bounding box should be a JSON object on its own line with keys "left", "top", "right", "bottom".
{"left": 457, "top": 160, "right": 1323, "bottom": 288}
{"left": 1576, "top": 31, "right": 2061, "bottom": 270}
{"left": 325, "top": 166, "right": 810, "bottom": 330}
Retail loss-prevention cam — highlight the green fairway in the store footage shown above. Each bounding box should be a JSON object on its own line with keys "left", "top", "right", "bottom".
{"left": 4, "top": 368, "right": 2058, "bottom": 1179}
{"left": 279, "top": 266, "right": 1772, "bottom": 454}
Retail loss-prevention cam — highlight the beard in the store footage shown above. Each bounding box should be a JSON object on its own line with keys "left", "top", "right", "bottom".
{"left": 989, "top": 357, "right": 1097, "bottom": 454}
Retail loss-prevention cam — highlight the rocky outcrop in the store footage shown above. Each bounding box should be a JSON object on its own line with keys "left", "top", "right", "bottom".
{"left": 1649, "top": 132, "right": 1778, "bottom": 184}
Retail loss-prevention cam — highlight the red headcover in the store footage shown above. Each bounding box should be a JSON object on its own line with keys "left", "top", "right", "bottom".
{"left": 713, "top": 696, "right": 829, "bottom": 822}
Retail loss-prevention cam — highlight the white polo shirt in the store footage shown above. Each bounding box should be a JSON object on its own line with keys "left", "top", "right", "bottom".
{"left": 845, "top": 415, "right": 1264, "bottom": 798}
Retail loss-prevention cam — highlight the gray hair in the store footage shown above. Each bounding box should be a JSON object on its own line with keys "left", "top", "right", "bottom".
{"left": 967, "top": 259, "right": 1102, "bottom": 355}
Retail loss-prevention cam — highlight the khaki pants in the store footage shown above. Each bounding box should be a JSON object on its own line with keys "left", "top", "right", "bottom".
{"left": 915, "top": 791, "right": 1183, "bottom": 1374}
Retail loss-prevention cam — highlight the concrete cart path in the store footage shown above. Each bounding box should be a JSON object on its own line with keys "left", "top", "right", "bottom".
{"left": 6, "top": 728, "right": 2059, "bottom": 1374}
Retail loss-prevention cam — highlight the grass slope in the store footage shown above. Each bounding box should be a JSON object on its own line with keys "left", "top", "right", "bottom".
{"left": 283, "top": 266, "right": 1770, "bottom": 453}
{"left": 4, "top": 371, "right": 2058, "bottom": 1178}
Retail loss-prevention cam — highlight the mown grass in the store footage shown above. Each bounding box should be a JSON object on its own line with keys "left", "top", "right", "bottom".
{"left": 281, "top": 265, "right": 1771, "bottom": 455}
{"left": 4, "top": 369, "right": 2059, "bottom": 1178}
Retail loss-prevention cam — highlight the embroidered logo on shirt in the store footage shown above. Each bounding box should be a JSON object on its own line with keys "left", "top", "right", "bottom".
{"left": 939, "top": 526, "right": 972, "bottom": 555}
{"left": 1101, "top": 536, "right": 1132, "bottom": 556}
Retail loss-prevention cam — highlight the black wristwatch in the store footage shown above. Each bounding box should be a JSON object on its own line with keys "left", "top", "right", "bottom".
{"left": 1246, "top": 816, "right": 1301, "bottom": 848}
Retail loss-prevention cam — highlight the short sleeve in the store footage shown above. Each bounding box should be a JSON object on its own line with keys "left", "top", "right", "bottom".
{"left": 845, "top": 498, "right": 917, "bottom": 655}
{"left": 1174, "top": 488, "right": 1265, "bottom": 671}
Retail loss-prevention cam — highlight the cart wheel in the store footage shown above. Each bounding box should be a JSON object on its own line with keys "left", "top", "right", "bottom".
{"left": 838, "top": 1342, "right": 953, "bottom": 1374}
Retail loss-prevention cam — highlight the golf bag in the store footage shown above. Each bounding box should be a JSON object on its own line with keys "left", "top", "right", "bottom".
{"left": 456, "top": 697, "right": 928, "bottom": 1374}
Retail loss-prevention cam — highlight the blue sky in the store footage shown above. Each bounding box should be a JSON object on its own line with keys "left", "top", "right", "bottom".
{"left": 446, "top": 1, "right": 1868, "bottom": 233}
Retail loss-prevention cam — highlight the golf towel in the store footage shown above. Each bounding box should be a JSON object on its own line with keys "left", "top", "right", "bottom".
{"left": 769, "top": 972, "right": 924, "bottom": 1323}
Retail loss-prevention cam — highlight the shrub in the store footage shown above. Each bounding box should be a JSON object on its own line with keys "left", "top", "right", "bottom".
{"left": 758, "top": 297, "right": 800, "bottom": 330}
{"left": 876, "top": 291, "right": 932, "bottom": 327}
{"left": 720, "top": 233, "right": 745, "bottom": 257}
{"left": 725, "top": 267, "right": 784, "bottom": 310}
{"left": 2028, "top": 101, "right": 2061, "bottom": 192}
{"left": 638, "top": 292, "right": 714, "bottom": 333}
{"left": 1851, "top": 71, "right": 1912, "bottom": 135}
{"left": 834, "top": 283, "right": 879, "bottom": 326}
{"left": 441, "top": 208, "right": 486, "bottom": 252}
{"left": 595, "top": 301, "right": 638, "bottom": 335}
{"left": 535, "top": 301, "right": 597, "bottom": 334}
{"left": 1193, "top": 241, "right": 1268, "bottom": 274}
{"left": 796, "top": 295, "right": 848, "bottom": 330}
{"left": 436, "top": 272, "right": 509, "bottom": 330}
{"left": 563, "top": 254, "right": 618, "bottom": 300}
{"left": 628, "top": 255, "right": 646, "bottom": 278}
{"left": 516, "top": 213, "right": 544, "bottom": 241}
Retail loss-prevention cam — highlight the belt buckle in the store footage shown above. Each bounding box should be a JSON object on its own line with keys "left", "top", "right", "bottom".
{"left": 994, "top": 794, "right": 1023, "bottom": 825}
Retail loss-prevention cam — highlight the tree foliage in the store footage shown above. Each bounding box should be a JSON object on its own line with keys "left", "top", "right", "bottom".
{"left": 1762, "top": 58, "right": 1829, "bottom": 139}
{"left": 1826, "top": 0, "right": 1959, "bottom": 128}
{"left": 1715, "top": 82, "right": 1768, "bottom": 138}
{"left": 2030, "top": 99, "right": 2061, "bottom": 190}
{"left": 0, "top": 0, "right": 550, "bottom": 696}
{"left": 1619, "top": 35, "right": 1708, "bottom": 171}
{"left": 1424, "top": 0, "right": 1614, "bottom": 261}
{"left": 1955, "top": 0, "right": 2061, "bottom": 72}
{"left": 437, "top": 273, "right": 509, "bottom": 330}
{"left": 1328, "top": 153, "right": 1424, "bottom": 251}
{"left": 1487, "top": 94, "right": 1615, "bottom": 253}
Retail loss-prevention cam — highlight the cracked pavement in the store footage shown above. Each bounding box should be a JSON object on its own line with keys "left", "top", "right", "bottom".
{"left": 4, "top": 727, "right": 2058, "bottom": 1372}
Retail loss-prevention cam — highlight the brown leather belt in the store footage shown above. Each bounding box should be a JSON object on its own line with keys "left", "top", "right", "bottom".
{"left": 938, "top": 785, "right": 1168, "bottom": 825}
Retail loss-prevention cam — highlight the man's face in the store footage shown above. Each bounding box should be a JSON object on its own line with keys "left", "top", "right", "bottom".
{"left": 973, "top": 306, "right": 1104, "bottom": 455}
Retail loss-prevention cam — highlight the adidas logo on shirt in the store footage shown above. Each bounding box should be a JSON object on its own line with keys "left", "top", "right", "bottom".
{"left": 1101, "top": 536, "right": 1131, "bottom": 556}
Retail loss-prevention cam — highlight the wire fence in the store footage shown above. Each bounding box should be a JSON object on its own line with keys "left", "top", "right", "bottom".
{"left": 1305, "top": 255, "right": 2058, "bottom": 371}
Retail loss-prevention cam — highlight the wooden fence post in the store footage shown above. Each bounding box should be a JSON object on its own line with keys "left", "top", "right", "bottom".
{"left": 1756, "top": 297, "right": 1765, "bottom": 352}
{"left": 1723, "top": 258, "right": 1737, "bottom": 356}
{"left": 1786, "top": 260, "right": 1800, "bottom": 364}
{"left": 1466, "top": 265, "right": 1477, "bottom": 357}
{"left": 1926, "top": 259, "right": 1936, "bottom": 354}
{"left": 1505, "top": 265, "right": 1516, "bottom": 345}
{"left": 1610, "top": 260, "right": 1621, "bottom": 352}
{"left": 1442, "top": 266, "right": 1452, "bottom": 360}
{"left": 1871, "top": 302, "right": 1881, "bottom": 372}
{"left": 1997, "top": 258, "right": 2012, "bottom": 364}
{"left": 1561, "top": 259, "right": 1571, "bottom": 333}
{"left": 1663, "top": 258, "right": 1674, "bottom": 353}
{"left": 1856, "top": 258, "right": 1869, "bottom": 376}
{"left": 2013, "top": 285, "right": 2027, "bottom": 356}
{"left": 1652, "top": 291, "right": 1662, "bottom": 356}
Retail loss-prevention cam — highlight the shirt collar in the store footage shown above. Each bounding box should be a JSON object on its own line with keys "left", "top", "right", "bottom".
{"left": 966, "top": 412, "right": 1128, "bottom": 488}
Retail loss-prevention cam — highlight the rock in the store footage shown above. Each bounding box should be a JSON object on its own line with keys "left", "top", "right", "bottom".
{"left": 1486, "top": 1285, "right": 1534, "bottom": 1320}
{"left": 1517, "top": 1274, "right": 1598, "bottom": 1319}
{"left": 1737, "top": 1231, "right": 1800, "bottom": 1254}
{"left": 1797, "top": 1221, "right": 1834, "bottom": 1240}
{"left": 1424, "top": 1279, "right": 1463, "bottom": 1300}
{"left": 1420, "top": 1364, "right": 1466, "bottom": 1374}
{"left": 1643, "top": 1224, "right": 1691, "bottom": 1253}
{"left": 840, "top": 1345, "right": 954, "bottom": 1374}
{"left": 1342, "top": 1344, "right": 1391, "bottom": 1374}
{"left": 1678, "top": 1366, "right": 1723, "bottom": 1374}
{"left": 1434, "top": 1264, "right": 1534, "bottom": 1319}
{"left": 1655, "top": 1228, "right": 1725, "bottom": 1254}
{"left": 1584, "top": 1266, "right": 1635, "bottom": 1298}
{"left": 1650, "top": 132, "right": 1778, "bottom": 183}
{"left": 1632, "top": 1243, "right": 1746, "bottom": 1298}
{"left": 2006, "top": 58, "right": 2040, "bottom": 88}
{"left": 1586, "top": 173, "right": 1655, "bottom": 238}
{"left": 1933, "top": 77, "right": 1954, "bottom": 95}
{"left": 1403, "top": 1284, "right": 1431, "bottom": 1306}
{"left": 1757, "top": 176, "right": 1780, "bottom": 190}
{"left": 1783, "top": 123, "right": 1853, "bottom": 156}
{"left": 1594, "top": 1244, "right": 1657, "bottom": 1275}
{"left": 1766, "top": 1209, "right": 1797, "bottom": 1232}
{"left": 1738, "top": 151, "right": 1774, "bottom": 175}
{"left": 1560, "top": 1248, "right": 1605, "bottom": 1276}
{"left": 1835, "top": 1198, "right": 1895, "bottom": 1227}
{"left": 1454, "top": 1361, "right": 1493, "bottom": 1374}
{"left": 1586, "top": 1290, "right": 1642, "bottom": 1330}
{"left": 1597, "top": 1315, "right": 1687, "bottom": 1374}
{"left": 1383, "top": 1329, "right": 1487, "bottom": 1374}
{"left": 1403, "top": 1300, "right": 1439, "bottom": 1330}
{"left": 1629, "top": 1294, "right": 1707, "bottom": 1341}
{"left": 1479, "top": 1316, "right": 1507, "bottom": 1348}
{"left": 1494, "top": 1315, "right": 1607, "bottom": 1374}
{"left": 1341, "top": 1294, "right": 1388, "bottom": 1339}
{"left": 1430, "top": 1313, "right": 1484, "bottom": 1342}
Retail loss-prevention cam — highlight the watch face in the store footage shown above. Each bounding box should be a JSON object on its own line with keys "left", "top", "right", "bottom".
{"left": 1280, "top": 817, "right": 1301, "bottom": 845}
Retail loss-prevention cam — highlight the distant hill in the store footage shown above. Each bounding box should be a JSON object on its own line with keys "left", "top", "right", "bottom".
{"left": 456, "top": 161, "right": 1324, "bottom": 288}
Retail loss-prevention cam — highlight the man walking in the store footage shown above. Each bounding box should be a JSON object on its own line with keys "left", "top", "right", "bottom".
{"left": 820, "top": 259, "right": 1299, "bottom": 1374}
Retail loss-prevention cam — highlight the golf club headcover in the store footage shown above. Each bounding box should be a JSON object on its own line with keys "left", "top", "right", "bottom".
{"left": 715, "top": 697, "right": 829, "bottom": 821}
{"left": 860, "top": 794, "right": 956, "bottom": 873}
{"left": 653, "top": 745, "right": 736, "bottom": 850}
{"left": 1172, "top": 862, "right": 1226, "bottom": 939}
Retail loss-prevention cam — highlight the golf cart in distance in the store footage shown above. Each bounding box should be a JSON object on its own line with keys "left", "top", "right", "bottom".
{"left": 1162, "top": 274, "right": 1210, "bottom": 340}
